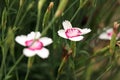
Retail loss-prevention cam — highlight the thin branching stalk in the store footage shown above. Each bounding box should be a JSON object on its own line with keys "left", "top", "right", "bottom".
{"left": 35, "top": 0, "right": 46, "bottom": 31}
{"left": 24, "top": 57, "right": 34, "bottom": 80}
{"left": 4, "top": 55, "right": 24, "bottom": 80}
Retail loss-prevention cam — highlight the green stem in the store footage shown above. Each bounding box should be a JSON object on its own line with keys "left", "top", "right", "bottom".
{"left": 56, "top": 48, "right": 72, "bottom": 80}
{"left": 13, "top": 0, "right": 26, "bottom": 26}
{"left": 58, "top": 57, "right": 67, "bottom": 73}
{"left": 18, "top": 1, "right": 34, "bottom": 26}
{"left": 70, "top": 58, "right": 77, "bottom": 80}
{"left": 70, "top": 41, "right": 77, "bottom": 79}
{"left": 85, "top": 60, "right": 93, "bottom": 80}
{"left": 0, "top": 48, "right": 5, "bottom": 80}
{"left": 0, "top": 45, "right": 8, "bottom": 80}
{"left": 41, "top": 17, "right": 56, "bottom": 36}
{"left": 56, "top": 74, "right": 60, "bottom": 80}
{"left": 11, "top": 54, "right": 19, "bottom": 80}
{"left": 73, "top": 65, "right": 77, "bottom": 80}
{"left": 4, "top": 55, "right": 24, "bottom": 80}
{"left": 24, "top": 57, "right": 34, "bottom": 80}
{"left": 63, "top": 0, "right": 78, "bottom": 15}
{"left": 71, "top": 41, "right": 76, "bottom": 58}
{"left": 35, "top": 0, "right": 46, "bottom": 31}
{"left": 109, "top": 33, "right": 116, "bottom": 54}
{"left": 24, "top": 68, "right": 30, "bottom": 80}
{"left": 96, "top": 64, "right": 113, "bottom": 80}
{"left": 56, "top": 56, "right": 67, "bottom": 80}
{"left": 94, "top": 46, "right": 110, "bottom": 55}
{"left": 70, "top": 7, "right": 81, "bottom": 22}
{"left": 8, "top": 0, "right": 16, "bottom": 11}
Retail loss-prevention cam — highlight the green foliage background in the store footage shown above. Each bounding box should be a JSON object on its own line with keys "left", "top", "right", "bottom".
{"left": 0, "top": 0, "right": 120, "bottom": 80}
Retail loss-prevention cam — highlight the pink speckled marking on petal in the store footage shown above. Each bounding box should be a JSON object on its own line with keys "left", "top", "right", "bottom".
{"left": 65, "top": 28, "right": 81, "bottom": 38}
{"left": 107, "top": 32, "right": 113, "bottom": 37}
{"left": 25, "top": 39, "right": 43, "bottom": 51}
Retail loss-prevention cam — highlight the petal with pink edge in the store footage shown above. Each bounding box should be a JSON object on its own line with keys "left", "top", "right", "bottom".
{"left": 15, "top": 35, "right": 27, "bottom": 46}
{"left": 23, "top": 48, "right": 36, "bottom": 57}
{"left": 36, "top": 48, "right": 49, "bottom": 59}
{"left": 62, "top": 20, "right": 72, "bottom": 30}
{"left": 58, "top": 30, "right": 67, "bottom": 39}
{"left": 99, "top": 33, "right": 111, "bottom": 40}
{"left": 39, "top": 37, "right": 53, "bottom": 46}
{"left": 69, "top": 36, "right": 84, "bottom": 41}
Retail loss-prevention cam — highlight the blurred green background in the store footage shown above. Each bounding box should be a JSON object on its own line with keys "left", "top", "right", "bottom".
{"left": 0, "top": 0, "right": 120, "bottom": 80}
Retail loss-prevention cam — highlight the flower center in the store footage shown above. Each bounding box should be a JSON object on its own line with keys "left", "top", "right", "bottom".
{"left": 25, "top": 39, "right": 43, "bottom": 50}
{"left": 65, "top": 28, "right": 81, "bottom": 38}
{"left": 107, "top": 32, "right": 113, "bottom": 37}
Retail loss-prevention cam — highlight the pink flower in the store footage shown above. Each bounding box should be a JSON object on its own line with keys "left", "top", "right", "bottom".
{"left": 99, "top": 28, "right": 120, "bottom": 40}
{"left": 58, "top": 20, "right": 91, "bottom": 41}
{"left": 15, "top": 32, "right": 53, "bottom": 59}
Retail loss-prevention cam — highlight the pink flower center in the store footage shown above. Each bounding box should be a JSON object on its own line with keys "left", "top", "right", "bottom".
{"left": 107, "top": 32, "right": 113, "bottom": 37}
{"left": 65, "top": 28, "right": 81, "bottom": 38}
{"left": 25, "top": 39, "right": 43, "bottom": 51}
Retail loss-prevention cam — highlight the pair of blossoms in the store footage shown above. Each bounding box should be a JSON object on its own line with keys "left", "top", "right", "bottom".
{"left": 15, "top": 20, "right": 91, "bottom": 59}
{"left": 16, "top": 20, "right": 119, "bottom": 59}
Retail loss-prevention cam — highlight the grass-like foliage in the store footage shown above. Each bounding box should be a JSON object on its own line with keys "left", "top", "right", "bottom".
{"left": 0, "top": 0, "right": 120, "bottom": 80}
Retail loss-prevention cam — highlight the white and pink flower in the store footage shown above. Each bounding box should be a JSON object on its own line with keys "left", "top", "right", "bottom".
{"left": 15, "top": 32, "right": 53, "bottom": 59}
{"left": 99, "top": 28, "right": 120, "bottom": 40}
{"left": 58, "top": 20, "right": 91, "bottom": 41}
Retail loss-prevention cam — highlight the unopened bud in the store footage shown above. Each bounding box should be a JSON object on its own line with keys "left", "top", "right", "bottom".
{"left": 20, "top": 0, "right": 24, "bottom": 7}
{"left": 113, "top": 22, "right": 119, "bottom": 34}
{"left": 54, "top": 0, "right": 68, "bottom": 18}
{"left": 47, "top": 2, "right": 54, "bottom": 12}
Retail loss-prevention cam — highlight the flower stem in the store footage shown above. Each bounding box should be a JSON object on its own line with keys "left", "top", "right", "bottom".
{"left": 70, "top": 7, "right": 81, "bottom": 22}
{"left": 42, "top": 2, "right": 54, "bottom": 29}
{"left": 56, "top": 55, "right": 68, "bottom": 80}
{"left": 13, "top": 0, "right": 26, "bottom": 26}
{"left": 70, "top": 41, "right": 77, "bottom": 79}
{"left": 70, "top": 0, "right": 88, "bottom": 22}
{"left": 41, "top": 17, "right": 56, "bottom": 36}
{"left": 11, "top": 54, "right": 19, "bottom": 80}
{"left": 56, "top": 48, "right": 72, "bottom": 80}
{"left": 18, "top": 1, "right": 34, "bottom": 26}
{"left": 58, "top": 56, "right": 67, "bottom": 73}
{"left": 94, "top": 46, "right": 110, "bottom": 55}
{"left": 35, "top": 0, "right": 46, "bottom": 32}
{"left": 4, "top": 55, "right": 24, "bottom": 80}
{"left": 0, "top": 47, "right": 8, "bottom": 80}
{"left": 24, "top": 57, "right": 34, "bottom": 80}
{"left": 71, "top": 41, "right": 76, "bottom": 58}
{"left": 24, "top": 68, "right": 30, "bottom": 80}
{"left": 42, "top": 0, "right": 68, "bottom": 36}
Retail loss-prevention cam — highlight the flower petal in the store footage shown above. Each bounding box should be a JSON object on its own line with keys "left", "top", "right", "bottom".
{"left": 99, "top": 33, "right": 111, "bottom": 40}
{"left": 106, "top": 28, "right": 113, "bottom": 33}
{"left": 40, "top": 37, "right": 53, "bottom": 46}
{"left": 23, "top": 48, "right": 36, "bottom": 57}
{"left": 62, "top": 20, "right": 72, "bottom": 30}
{"left": 117, "top": 33, "right": 120, "bottom": 39}
{"left": 58, "top": 30, "right": 67, "bottom": 38}
{"left": 27, "top": 31, "right": 41, "bottom": 40}
{"left": 69, "top": 36, "right": 84, "bottom": 41}
{"left": 15, "top": 35, "right": 27, "bottom": 46}
{"left": 80, "top": 28, "right": 91, "bottom": 35}
{"left": 36, "top": 48, "right": 49, "bottom": 59}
